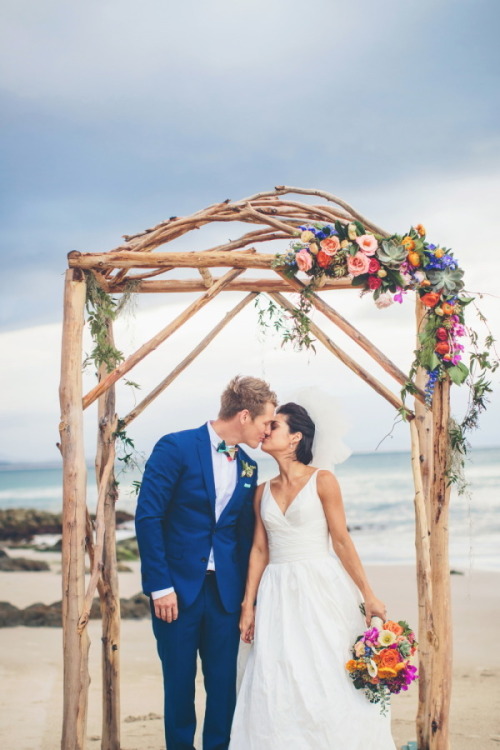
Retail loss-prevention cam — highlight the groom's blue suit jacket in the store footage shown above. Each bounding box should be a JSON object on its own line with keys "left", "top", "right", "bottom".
{"left": 135, "top": 424, "right": 257, "bottom": 613}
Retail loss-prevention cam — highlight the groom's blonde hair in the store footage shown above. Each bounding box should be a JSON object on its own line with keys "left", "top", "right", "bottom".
{"left": 219, "top": 376, "right": 277, "bottom": 420}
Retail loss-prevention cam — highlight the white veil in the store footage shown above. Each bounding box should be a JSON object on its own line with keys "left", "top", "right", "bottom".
{"left": 290, "top": 387, "right": 352, "bottom": 471}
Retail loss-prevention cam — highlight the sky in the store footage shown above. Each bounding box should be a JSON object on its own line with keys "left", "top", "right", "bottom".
{"left": 0, "top": 0, "right": 499, "bottom": 462}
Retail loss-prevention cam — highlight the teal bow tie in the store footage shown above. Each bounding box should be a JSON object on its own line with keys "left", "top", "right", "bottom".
{"left": 216, "top": 440, "right": 239, "bottom": 461}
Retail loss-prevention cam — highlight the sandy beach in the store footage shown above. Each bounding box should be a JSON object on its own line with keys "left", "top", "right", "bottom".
{"left": 0, "top": 552, "right": 499, "bottom": 750}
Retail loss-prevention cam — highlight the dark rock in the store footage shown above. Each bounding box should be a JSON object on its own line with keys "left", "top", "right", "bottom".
{"left": 0, "top": 509, "right": 63, "bottom": 541}
{"left": 0, "top": 552, "right": 50, "bottom": 572}
{"left": 0, "top": 592, "right": 150, "bottom": 628}
{"left": 120, "top": 592, "right": 150, "bottom": 619}
{"left": 0, "top": 508, "right": 135, "bottom": 543}
{"left": 0, "top": 601, "right": 23, "bottom": 626}
{"left": 22, "top": 601, "right": 62, "bottom": 627}
{"left": 116, "top": 537, "right": 139, "bottom": 561}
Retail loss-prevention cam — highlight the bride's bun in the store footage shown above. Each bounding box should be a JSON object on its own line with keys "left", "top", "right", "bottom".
{"left": 277, "top": 403, "right": 315, "bottom": 465}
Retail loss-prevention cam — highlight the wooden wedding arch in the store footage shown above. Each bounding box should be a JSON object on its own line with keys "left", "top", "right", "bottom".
{"left": 59, "top": 186, "right": 453, "bottom": 750}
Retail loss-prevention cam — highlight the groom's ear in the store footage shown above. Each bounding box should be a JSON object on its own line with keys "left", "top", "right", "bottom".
{"left": 239, "top": 409, "right": 251, "bottom": 424}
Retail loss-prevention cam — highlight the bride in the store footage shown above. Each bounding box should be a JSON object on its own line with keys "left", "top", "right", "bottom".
{"left": 229, "top": 402, "right": 396, "bottom": 749}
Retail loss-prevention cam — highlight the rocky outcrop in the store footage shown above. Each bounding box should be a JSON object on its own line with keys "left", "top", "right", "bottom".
{"left": 0, "top": 592, "right": 149, "bottom": 627}
{"left": 0, "top": 508, "right": 134, "bottom": 542}
{"left": 0, "top": 549, "right": 50, "bottom": 571}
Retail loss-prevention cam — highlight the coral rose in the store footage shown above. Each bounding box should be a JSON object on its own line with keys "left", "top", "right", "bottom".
{"left": 368, "top": 276, "right": 382, "bottom": 290}
{"left": 347, "top": 251, "right": 370, "bottom": 277}
{"left": 379, "top": 648, "right": 401, "bottom": 669}
{"left": 356, "top": 234, "right": 378, "bottom": 256}
{"left": 320, "top": 237, "right": 340, "bottom": 255}
{"left": 420, "top": 292, "right": 441, "bottom": 307}
{"left": 317, "top": 250, "right": 332, "bottom": 269}
{"left": 435, "top": 341, "right": 450, "bottom": 355}
{"left": 296, "top": 248, "right": 313, "bottom": 272}
{"left": 383, "top": 620, "right": 404, "bottom": 636}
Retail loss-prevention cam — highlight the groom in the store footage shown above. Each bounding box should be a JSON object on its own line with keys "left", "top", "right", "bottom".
{"left": 135, "top": 376, "right": 277, "bottom": 750}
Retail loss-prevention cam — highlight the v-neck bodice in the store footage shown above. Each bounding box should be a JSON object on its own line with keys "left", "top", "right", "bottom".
{"left": 261, "top": 470, "right": 331, "bottom": 564}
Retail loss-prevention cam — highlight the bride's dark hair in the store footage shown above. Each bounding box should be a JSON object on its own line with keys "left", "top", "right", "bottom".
{"left": 277, "top": 402, "right": 315, "bottom": 465}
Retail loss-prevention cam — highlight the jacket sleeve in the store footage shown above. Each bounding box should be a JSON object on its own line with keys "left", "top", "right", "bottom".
{"left": 135, "top": 434, "right": 183, "bottom": 595}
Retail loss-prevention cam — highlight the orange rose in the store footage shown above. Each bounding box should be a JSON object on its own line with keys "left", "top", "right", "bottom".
{"left": 383, "top": 620, "right": 404, "bottom": 636}
{"left": 379, "top": 649, "right": 401, "bottom": 669}
{"left": 435, "top": 341, "right": 450, "bottom": 355}
{"left": 346, "top": 660, "right": 364, "bottom": 673}
{"left": 441, "top": 302, "right": 455, "bottom": 315}
{"left": 401, "top": 236, "right": 415, "bottom": 251}
{"left": 420, "top": 292, "right": 441, "bottom": 307}
{"left": 317, "top": 250, "right": 332, "bottom": 269}
{"left": 407, "top": 251, "right": 420, "bottom": 267}
{"left": 415, "top": 224, "right": 426, "bottom": 237}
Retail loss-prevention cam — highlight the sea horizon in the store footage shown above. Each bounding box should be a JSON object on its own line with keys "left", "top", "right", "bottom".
{"left": 1, "top": 446, "right": 498, "bottom": 572}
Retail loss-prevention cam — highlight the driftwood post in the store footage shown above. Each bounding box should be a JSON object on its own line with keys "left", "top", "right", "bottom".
{"left": 59, "top": 269, "right": 89, "bottom": 750}
{"left": 428, "top": 378, "right": 452, "bottom": 750}
{"left": 95, "top": 320, "right": 121, "bottom": 750}
{"left": 414, "top": 298, "right": 436, "bottom": 749}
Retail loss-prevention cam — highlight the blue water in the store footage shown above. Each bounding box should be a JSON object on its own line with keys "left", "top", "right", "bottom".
{"left": 0, "top": 448, "right": 498, "bottom": 570}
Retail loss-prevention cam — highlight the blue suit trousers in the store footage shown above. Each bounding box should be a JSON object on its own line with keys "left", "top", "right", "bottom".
{"left": 152, "top": 574, "right": 241, "bottom": 750}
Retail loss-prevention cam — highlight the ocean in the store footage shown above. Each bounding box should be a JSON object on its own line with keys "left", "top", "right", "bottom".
{"left": 0, "top": 447, "right": 498, "bottom": 571}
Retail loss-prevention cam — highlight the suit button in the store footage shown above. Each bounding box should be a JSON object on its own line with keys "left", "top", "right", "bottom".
{"left": 201, "top": 557, "right": 207, "bottom": 563}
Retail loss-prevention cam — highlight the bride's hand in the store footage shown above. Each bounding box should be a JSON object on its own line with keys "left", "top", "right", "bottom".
{"left": 363, "top": 595, "right": 387, "bottom": 626}
{"left": 239, "top": 604, "right": 255, "bottom": 643}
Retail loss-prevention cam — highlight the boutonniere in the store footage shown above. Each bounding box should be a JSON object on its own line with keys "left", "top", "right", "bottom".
{"left": 241, "top": 461, "right": 256, "bottom": 478}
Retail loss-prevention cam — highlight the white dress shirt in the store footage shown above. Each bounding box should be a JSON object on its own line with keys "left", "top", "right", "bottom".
{"left": 151, "top": 421, "right": 238, "bottom": 600}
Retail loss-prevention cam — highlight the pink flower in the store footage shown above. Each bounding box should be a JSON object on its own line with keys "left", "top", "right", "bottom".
{"left": 375, "top": 293, "right": 394, "bottom": 309}
{"left": 347, "top": 251, "right": 370, "bottom": 276}
{"left": 368, "top": 258, "right": 381, "bottom": 273}
{"left": 355, "top": 234, "right": 378, "bottom": 256}
{"left": 320, "top": 237, "right": 341, "bottom": 255}
{"left": 296, "top": 248, "right": 313, "bottom": 272}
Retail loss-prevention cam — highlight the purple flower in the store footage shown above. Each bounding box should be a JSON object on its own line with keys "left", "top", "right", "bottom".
{"left": 363, "top": 627, "right": 379, "bottom": 643}
{"left": 394, "top": 287, "right": 406, "bottom": 304}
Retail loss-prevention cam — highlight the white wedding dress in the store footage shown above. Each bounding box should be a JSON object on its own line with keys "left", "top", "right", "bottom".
{"left": 229, "top": 470, "right": 396, "bottom": 750}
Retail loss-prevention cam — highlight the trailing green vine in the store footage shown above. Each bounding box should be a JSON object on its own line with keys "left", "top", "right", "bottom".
{"left": 83, "top": 272, "right": 143, "bottom": 484}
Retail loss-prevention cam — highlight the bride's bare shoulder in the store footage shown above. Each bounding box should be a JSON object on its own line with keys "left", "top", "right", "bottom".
{"left": 316, "top": 469, "right": 341, "bottom": 494}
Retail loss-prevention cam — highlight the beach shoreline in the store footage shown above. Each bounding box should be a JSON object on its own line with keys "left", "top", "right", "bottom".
{"left": 0, "top": 557, "right": 499, "bottom": 749}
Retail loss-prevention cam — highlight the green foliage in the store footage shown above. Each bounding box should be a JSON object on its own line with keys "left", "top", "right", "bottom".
{"left": 255, "top": 293, "right": 316, "bottom": 351}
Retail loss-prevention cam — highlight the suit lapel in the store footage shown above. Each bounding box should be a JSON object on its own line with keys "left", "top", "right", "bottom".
{"left": 217, "top": 452, "right": 252, "bottom": 525}
{"left": 196, "top": 425, "right": 216, "bottom": 516}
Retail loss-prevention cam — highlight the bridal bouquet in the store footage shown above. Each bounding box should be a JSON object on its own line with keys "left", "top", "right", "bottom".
{"left": 345, "top": 617, "right": 418, "bottom": 714}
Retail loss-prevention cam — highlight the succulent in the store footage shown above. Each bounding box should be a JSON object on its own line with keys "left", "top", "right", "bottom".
{"left": 426, "top": 267, "right": 464, "bottom": 294}
{"left": 376, "top": 240, "right": 407, "bottom": 269}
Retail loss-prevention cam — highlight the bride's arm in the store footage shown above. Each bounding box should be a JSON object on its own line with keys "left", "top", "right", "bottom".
{"left": 240, "top": 483, "right": 269, "bottom": 643}
{"left": 317, "top": 470, "right": 387, "bottom": 625}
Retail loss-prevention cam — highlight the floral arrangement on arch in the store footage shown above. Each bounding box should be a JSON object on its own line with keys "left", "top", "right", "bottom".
{"left": 345, "top": 616, "right": 418, "bottom": 715}
{"left": 274, "top": 220, "right": 470, "bottom": 404}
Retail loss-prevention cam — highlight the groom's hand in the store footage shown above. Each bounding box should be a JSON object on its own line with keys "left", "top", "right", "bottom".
{"left": 154, "top": 592, "right": 178, "bottom": 622}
